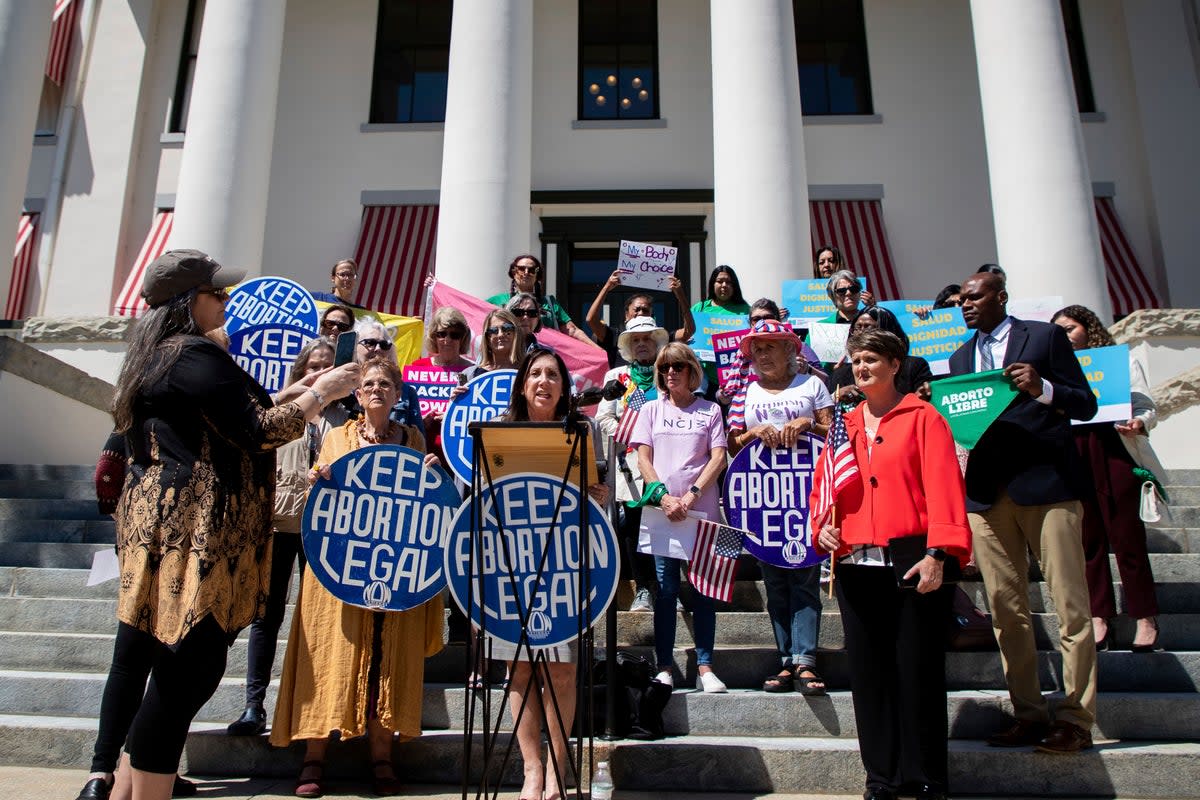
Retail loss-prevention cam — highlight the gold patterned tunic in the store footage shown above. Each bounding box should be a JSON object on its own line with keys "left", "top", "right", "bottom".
{"left": 115, "top": 336, "right": 306, "bottom": 646}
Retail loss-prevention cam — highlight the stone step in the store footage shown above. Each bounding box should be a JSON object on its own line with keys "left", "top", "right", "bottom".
{"left": 0, "top": 519, "right": 115, "bottom": 544}
{"left": 0, "top": 480, "right": 95, "bottom": 500}
{"left": 0, "top": 543, "right": 109, "bottom": 569}
{"left": 0, "top": 465, "right": 94, "bottom": 482}
{"left": 1146, "top": 527, "right": 1198, "bottom": 554}
{"left": 1163, "top": 486, "right": 1200, "bottom": 504}
{"left": 1, "top": 720, "right": 1189, "bottom": 797}
{"left": 1163, "top": 468, "right": 1200, "bottom": 486}
{"left": 0, "top": 498, "right": 108, "bottom": 521}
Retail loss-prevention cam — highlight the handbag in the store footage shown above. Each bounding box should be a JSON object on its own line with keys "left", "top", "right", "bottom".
{"left": 888, "top": 534, "right": 962, "bottom": 589}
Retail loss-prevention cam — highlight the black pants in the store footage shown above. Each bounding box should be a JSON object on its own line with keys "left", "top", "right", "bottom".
{"left": 90, "top": 622, "right": 156, "bottom": 773}
{"left": 836, "top": 564, "right": 953, "bottom": 794}
{"left": 244, "top": 532, "right": 307, "bottom": 707}
{"left": 124, "top": 615, "right": 229, "bottom": 774}
{"left": 618, "top": 505, "right": 657, "bottom": 590}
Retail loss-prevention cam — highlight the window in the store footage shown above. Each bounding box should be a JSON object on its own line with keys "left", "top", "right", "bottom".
{"left": 792, "top": 0, "right": 873, "bottom": 115}
{"left": 578, "top": 0, "right": 659, "bottom": 120}
{"left": 168, "top": 0, "right": 205, "bottom": 133}
{"left": 369, "top": 0, "right": 452, "bottom": 124}
{"left": 35, "top": 78, "right": 63, "bottom": 137}
{"left": 1061, "top": 0, "right": 1096, "bottom": 113}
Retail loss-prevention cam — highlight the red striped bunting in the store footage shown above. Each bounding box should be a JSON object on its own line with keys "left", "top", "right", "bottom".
{"left": 6, "top": 214, "right": 40, "bottom": 320}
{"left": 809, "top": 200, "right": 901, "bottom": 301}
{"left": 45, "top": 0, "right": 78, "bottom": 86}
{"left": 1094, "top": 197, "right": 1159, "bottom": 317}
{"left": 113, "top": 211, "right": 173, "bottom": 316}
{"left": 353, "top": 205, "right": 439, "bottom": 317}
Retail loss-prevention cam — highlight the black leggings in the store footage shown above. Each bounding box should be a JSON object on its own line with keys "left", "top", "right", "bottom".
{"left": 90, "top": 622, "right": 156, "bottom": 773}
{"left": 244, "top": 532, "right": 306, "bottom": 707}
{"left": 124, "top": 615, "right": 229, "bottom": 774}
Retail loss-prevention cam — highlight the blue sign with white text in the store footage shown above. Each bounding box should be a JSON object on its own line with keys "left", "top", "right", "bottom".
{"left": 229, "top": 324, "right": 312, "bottom": 394}
{"left": 302, "top": 445, "right": 461, "bottom": 611}
{"left": 876, "top": 300, "right": 972, "bottom": 375}
{"left": 723, "top": 435, "right": 827, "bottom": 569}
{"left": 690, "top": 310, "right": 748, "bottom": 362}
{"left": 224, "top": 276, "right": 319, "bottom": 336}
{"left": 443, "top": 472, "right": 619, "bottom": 648}
{"left": 1074, "top": 344, "right": 1132, "bottom": 425}
{"left": 441, "top": 369, "right": 516, "bottom": 484}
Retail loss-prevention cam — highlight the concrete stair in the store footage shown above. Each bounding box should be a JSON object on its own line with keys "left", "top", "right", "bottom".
{"left": 0, "top": 465, "right": 1197, "bottom": 796}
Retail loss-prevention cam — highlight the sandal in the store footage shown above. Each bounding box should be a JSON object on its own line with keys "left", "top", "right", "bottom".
{"left": 763, "top": 667, "right": 795, "bottom": 693}
{"left": 294, "top": 760, "right": 325, "bottom": 798}
{"left": 795, "top": 668, "right": 827, "bottom": 696}
{"left": 371, "top": 759, "right": 401, "bottom": 796}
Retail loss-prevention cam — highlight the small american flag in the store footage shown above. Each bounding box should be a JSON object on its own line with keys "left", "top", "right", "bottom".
{"left": 613, "top": 387, "right": 648, "bottom": 445}
{"left": 690, "top": 520, "right": 745, "bottom": 602}
{"left": 810, "top": 403, "right": 859, "bottom": 537}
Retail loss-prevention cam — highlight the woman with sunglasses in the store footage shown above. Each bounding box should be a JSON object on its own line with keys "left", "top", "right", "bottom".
{"left": 409, "top": 308, "right": 475, "bottom": 465}
{"left": 352, "top": 319, "right": 424, "bottom": 431}
{"left": 506, "top": 293, "right": 543, "bottom": 345}
{"left": 629, "top": 342, "right": 729, "bottom": 693}
{"left": 825, "top": 269, "right": 876, "bottom": 325}
{"left": 462, "top": 308, "right": 527, "bottom": 380}
{"left": 318, "top": 303, "right": 356, "bottom": 338}
{"left": 487, "top": 254, "right": 597, "bottom": 347}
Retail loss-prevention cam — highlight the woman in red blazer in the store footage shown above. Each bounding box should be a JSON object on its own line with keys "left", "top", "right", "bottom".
{"left": 812, "top": 329, "right": 971, "bottom": 800}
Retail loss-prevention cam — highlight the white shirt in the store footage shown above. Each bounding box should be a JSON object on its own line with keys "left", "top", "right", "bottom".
{"left": 974, "top": 315, "right": 1053, "bottom": 405}
{"left": 742, "top": 373, "right": 833, "bottom": 430}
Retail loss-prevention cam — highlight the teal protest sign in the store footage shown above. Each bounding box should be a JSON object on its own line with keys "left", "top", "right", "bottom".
{"left": 691, "top": 310, "right": 748, "bottom": 362}
{"left": 930, "top": 369, "right": 1021, "bottom": 449}
{"left": 1073, "top": 344, "right": 1131, "bottom": 425}
{"left": 876, "top": 300, "right": 973, "bottom": 375}
{"left": 782, "top": 277, "right": 868, "bottom": 326}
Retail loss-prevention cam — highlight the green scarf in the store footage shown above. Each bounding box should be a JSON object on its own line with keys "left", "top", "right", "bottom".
{"left": 629, "top": 362, "right": 656, "bottom": 394}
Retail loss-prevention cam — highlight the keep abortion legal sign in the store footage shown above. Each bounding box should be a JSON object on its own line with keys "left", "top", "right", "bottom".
{"left": 224, "top": 277, "right": 319, "bottom": 336}
{"left": 229, "top": 324, "right": 311, "bottom": 394}
{"left": 723, "top": 435, "right": 826, "bottom": 569}
{"left": 302, "top": 445, "right": 462, "bottom": 611}
{"left": 442, "top": 472, "right": 619, "bottom": 648}
{"left": 441, "top": 369, "right": 516, "bottom": 484}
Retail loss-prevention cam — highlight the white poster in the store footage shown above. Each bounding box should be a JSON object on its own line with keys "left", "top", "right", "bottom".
{"left": 638, "top": 507, "right": 707, "bottom": 560}
{"left": 807, "top": 322, "right": 851, "bottom": 363}
{"left": 618, "top": 240, "right": 678, "bottom": 291}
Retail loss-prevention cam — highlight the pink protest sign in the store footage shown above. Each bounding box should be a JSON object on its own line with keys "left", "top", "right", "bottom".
{"left": 402, "top": 366, "right": 463, "bottom": 417}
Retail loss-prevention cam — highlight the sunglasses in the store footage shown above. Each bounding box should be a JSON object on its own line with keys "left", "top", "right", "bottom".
{"left": 486, "top": 323, "right": 516, "bottom": 336}
{"left": 834, "top": 286, "right": 859, "bottom": 297}
{"left": 358, "top": 338, "right": 393, "bottom": 350}
{"left": 433, "top": 329, "right": 464, "bottom": 340}
{"left": 198, "top": 287, "right": 230, "bottom": 301}
{"left": 321, "top": 319, "right": 353, "bottom": 333}
{"left": 511, "top": 308, "right": 540, "bottom": 318}
{"left": 658, "top": 362, "right": 689, "bottom": 375}
{"left": 513, "top": 264, "right": 539, "bottom": 274}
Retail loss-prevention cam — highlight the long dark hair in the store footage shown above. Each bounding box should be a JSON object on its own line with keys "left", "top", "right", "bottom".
{"left": 706, "top": 265, "right": 746, "bottom": 307}
{"left": 504, "top": 346, "right": 571, "bottom": 422}
{"left": 507, "top": 253, "right": 546, "bottom": 305}
{"left": 1051, "top": 304, "right": 1115, "bottom": 349}
{"left": 854, "top": 306, "right": 910, "bottom": 352}
{"left": 112, "top": 288, "right": 205, "bottom": 432}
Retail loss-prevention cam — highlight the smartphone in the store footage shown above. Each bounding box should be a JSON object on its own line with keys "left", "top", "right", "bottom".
{"left": 334, "top": 331, "right": 357, "bottom": 366}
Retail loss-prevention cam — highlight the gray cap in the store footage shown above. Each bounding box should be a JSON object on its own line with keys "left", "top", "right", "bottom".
{"left": 140, "top": 249, "right": 245, "bottom": 307}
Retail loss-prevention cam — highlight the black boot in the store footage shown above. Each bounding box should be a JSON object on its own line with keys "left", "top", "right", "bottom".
{"left": 226, "top": 704, "right": 266, "bottom": 735}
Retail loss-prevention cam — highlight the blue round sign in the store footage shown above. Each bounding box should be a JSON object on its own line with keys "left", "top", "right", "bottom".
{"left": 302, "top": 444, "right": 462, "bottom": 611}
{"left": 229, "top": 324, "right": 313, "bottom": 393}
{"left": 224, "top": 276, "right": 318, "bottom": 336}
{"left": 441, "top": 369, "right": 516, "bottom": 484}
{"left": 443, "top": 472, "right": 619, "bottom": 648}
{"left": 722, "top": 434, "right": 828, "bottom": 569}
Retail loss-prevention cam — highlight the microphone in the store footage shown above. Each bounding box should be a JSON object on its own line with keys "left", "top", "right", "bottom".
{"left": 573, "top": 379, "right": 627, "bottom": 408}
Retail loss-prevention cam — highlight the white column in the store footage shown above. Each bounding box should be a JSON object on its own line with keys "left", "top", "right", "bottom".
{"left": 0, "top": 1, "right": 52, "bottom": 307}
{"left": 710, "top": 0, "right": 811, "bottom": 302}
{"left": 970, "top": 0, "right": 1110, "bottom": 319}
{"left": 436, "top": 0, "right": 532, "bottom": 295}
{"left": 169, "top": 0, "right": 287, "bottom": 273}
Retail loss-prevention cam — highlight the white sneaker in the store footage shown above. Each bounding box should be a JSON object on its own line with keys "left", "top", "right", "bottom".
{"left": 629, "top": 588, "right": 653, "bottom": 612}
{"left": 696, "top": 671, "right": 727, "bottom": 693}
{"left": 653, "top": 670, "right": 674, "bottom": 687}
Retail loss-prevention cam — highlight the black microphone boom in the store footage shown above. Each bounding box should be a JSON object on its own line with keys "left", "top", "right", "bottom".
{"left": 573, "top": 379, "right": 627, "bottom": 407}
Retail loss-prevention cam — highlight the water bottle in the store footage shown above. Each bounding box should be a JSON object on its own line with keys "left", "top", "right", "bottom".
{"left": 591, "top": 760, "right": 614, "bottom": 800}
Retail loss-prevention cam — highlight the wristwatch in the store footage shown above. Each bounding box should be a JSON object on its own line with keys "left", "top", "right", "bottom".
{"left": 925, "top": 547, "right": 946, "bottom": 562}
{"left": 688, "top": 484, "right": 702, "bottom": 499}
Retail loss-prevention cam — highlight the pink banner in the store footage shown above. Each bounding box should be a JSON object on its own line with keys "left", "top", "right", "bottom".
{"left": 428, "top": 280, "right": 608, "bottom": 393}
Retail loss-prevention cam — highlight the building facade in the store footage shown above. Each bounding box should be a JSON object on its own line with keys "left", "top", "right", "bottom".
{"left": 5, "top": 0, "right": 1200, "bottom": 332}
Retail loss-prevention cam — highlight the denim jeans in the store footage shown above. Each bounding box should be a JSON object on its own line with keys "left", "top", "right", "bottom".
{"left": 761, "top": 562, "right": 821, "bottom": 669}
{"left": 654, "top": 555, "right": 717, "bottom": 668}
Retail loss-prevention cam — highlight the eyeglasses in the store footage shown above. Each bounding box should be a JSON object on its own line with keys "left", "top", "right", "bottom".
{"left": 198, "top": 287, "right": 230, "bottom": 301}
{"left": 358, "top": 338, "right": 393, "bottom": 350}
{"left": 513, "top": 264, "right": 539, "bottom": 274}
{"left": 486, "top": 323, "right": 516, "bottom": 336}
{"left": 511, "top": 308, "right": 540, "bottom": 319}
{"left": 657, "top": 362, "right": 689, "bottom": 375}
{"left": 321, "top": 319, "right": 353, "bottom": 333}
{"left": 834, "top": 286, "right": 859, "bottom": 297}
{"left": 433, "top": 329, "right": 464, "bottom": 340}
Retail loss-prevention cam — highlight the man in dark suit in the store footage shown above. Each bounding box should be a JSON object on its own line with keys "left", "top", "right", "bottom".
{"left": 949, "top": 271, "right": 1098, "bottom": 754}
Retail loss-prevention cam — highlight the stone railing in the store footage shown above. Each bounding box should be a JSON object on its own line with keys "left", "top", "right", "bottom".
{"left": 1112, "top": 308, "right": 1200, "bottom": 423}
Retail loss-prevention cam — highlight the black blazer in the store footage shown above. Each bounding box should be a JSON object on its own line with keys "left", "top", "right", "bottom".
{"left": 948, "top": 318, "right": 1097, "bottom": 510}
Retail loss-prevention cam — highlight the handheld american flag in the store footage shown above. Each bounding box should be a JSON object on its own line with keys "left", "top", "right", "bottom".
{"left": 613, "top": 387, "right": 648, "bottom": 445}
{"left": 810, "top": 403, "right": 859, "bottom": 537}
{"left": 689, "top": 519, "right": 745, "bottom": 602}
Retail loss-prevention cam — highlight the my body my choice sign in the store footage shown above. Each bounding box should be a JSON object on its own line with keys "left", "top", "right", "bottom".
{"left": 442, "top": 472, "right": 619, "bottom": 648}
{"left": 723, "top": 435, "right": 826, "bottom": 569}
{"left": 618, "top": 240, "right": 677, "bottom": 292}
{"left": 302, "top": 445, "right": 462, "bottom": 611}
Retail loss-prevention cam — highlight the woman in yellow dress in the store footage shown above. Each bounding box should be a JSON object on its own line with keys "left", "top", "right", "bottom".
{"left": 270, "top": 357, "right": 444, "bottom": 797}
